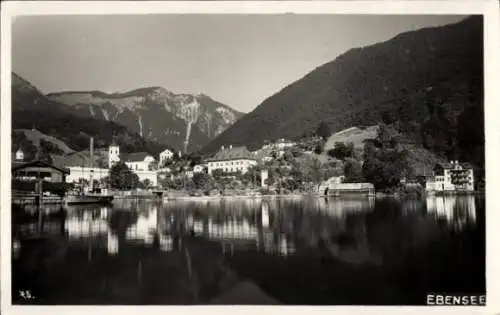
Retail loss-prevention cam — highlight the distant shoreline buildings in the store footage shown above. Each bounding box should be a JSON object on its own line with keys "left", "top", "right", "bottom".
{"left": 12, "top": 135, "right": 476, "bottom": 195}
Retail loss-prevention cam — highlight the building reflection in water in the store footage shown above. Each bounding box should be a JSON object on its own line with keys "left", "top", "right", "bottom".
{"left": 426, "top": 195, "right": 476, "bottom": 229}
{"left": 158, "top": 234, "right": 173, "bottom": 252}
{"left": 65, "top": 210, "right": 109, "bottom": 238}
{"left": 125, "top": 206, "right": 158, "bottom": 245}
{"left": 315, "top": 197, "right": 375, "bottom": 217}
{"left": 107, "top": 230, "right": 119, "bottom": 255}
{"left": 21, "top": 195, "right": 478, "bottom": 260}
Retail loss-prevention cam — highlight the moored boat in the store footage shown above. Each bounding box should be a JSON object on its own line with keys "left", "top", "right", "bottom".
{"left": 64, "top": 194, "right": 114, "bottom": 205}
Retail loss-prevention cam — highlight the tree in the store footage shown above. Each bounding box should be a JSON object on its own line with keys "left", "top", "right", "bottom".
{"left": 193, "top": 172, "right": 214, "bottom": 191}
{"left": 189, "top": 155, "right": 203, "bottom": 167}
{"left": 327, "top": 142, "right": 354, "bottom": 160}
{"left": 282, "top": 150, "right": 295, "bottom": 163}
{"left": 108, "top": 161, "right": 140, "bottom": 190}
{"left": 362, "top": 124, "right": 409, "bottom": 190}
{"left": 241, "top": 166, "right": 262, "bottom": 187}
{"left": 316, "top": 122, "right": 331, "bottom": 140}
{"left": 40, "top": 139, "right": 64, "bottom": 155}
{"left": 343, "top": 158, "right": 364, "bottom": 183}
{"left": 142, "top": 178, "right": 151, "bottom": 189}
{"left": 314, "top": 143, "right": 324, "bottom": 154}
{"left": 301, "top": 157, "right": 323, "bottom": 185}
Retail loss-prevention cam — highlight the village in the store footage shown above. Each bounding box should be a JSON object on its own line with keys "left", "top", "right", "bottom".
{"left": 11, "top": 128, "right": 477, "bottom": 205}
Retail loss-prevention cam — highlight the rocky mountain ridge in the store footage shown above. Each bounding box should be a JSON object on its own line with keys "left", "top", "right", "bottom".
{"left": 47, "top": 87, "right": 244, "bottom": 152}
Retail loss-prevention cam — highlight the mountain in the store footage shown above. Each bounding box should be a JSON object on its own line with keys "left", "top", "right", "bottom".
{"left": 202, "top": 16, "right": 484, "bottom": 170}
{"left": 11, "top": 73, "right": 166, "bottom": 157}
{"left": 47, "top": 87, "right": 244, "bottom": 153}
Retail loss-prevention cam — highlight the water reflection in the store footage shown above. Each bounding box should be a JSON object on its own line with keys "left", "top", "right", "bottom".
{"left": 12, "top": 195, "right": 484, "bottom": 305}
{"left": 14, "top": 195, "right": 481, "bottom": 258}
{"left": 426, "top": 195, "right": 477, "bottom": 229}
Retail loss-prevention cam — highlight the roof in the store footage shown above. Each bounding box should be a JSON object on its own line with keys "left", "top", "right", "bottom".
{"left": 436, "top": 162, "right": 474, "bottom": 170}
{"left": 12, "top": 160, "right": 70, "bottom": 174}
{"left": 121, "top": 152, "right": 154, "bottom": 162}
{"left": 205, "top": 146, "right": 256, "bottom": 162}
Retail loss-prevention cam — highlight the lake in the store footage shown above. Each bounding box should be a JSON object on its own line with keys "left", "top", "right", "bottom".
{"left": 11, "top": 195, "right": 485, "bottom": 305}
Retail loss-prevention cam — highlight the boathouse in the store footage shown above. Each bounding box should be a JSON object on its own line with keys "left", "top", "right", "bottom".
{"left": 319, "top": 176, "right": 375, "bottom": 196}
{"left": 12, "top": 160, "right": 70, "bottom": 183}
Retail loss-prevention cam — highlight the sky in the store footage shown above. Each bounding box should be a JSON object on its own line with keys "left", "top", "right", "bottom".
{"left": 12, "top": 14, "right": 467, "bottom": 113}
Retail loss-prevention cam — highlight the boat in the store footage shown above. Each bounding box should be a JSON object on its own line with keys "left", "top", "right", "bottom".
{"left": 64, "top": 194, "right": 114, "bottom": 205}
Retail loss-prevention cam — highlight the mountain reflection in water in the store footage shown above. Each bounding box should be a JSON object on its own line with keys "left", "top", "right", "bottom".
{"left": 12, "top": 195, "right": 484, "bottom": 305}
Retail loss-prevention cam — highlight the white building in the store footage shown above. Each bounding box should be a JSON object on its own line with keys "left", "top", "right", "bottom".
{"left": 425, "top": 161, "right": 474, "bottom": 192}
{"left": 159, "top": 148, "right": 175, "bottom": 166}
{"left": 122, "top": 152, "right": 156, "bottom": 171}
{"left": 206, "top": 146, "right": 258, "bottom": 175}
{"left": 65, "top": 145, "right": 158, "bottom": 187}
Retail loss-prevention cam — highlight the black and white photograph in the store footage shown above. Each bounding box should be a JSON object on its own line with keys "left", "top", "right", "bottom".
{"left": 1, "top": 1, "right": 498, "bottom": 313}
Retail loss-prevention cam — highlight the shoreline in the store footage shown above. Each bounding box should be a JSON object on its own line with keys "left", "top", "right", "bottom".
{"left": 103, "top": 188, "right": 483, "bottom": 202}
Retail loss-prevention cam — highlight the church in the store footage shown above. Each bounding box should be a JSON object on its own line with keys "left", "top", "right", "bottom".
{"left": 65, "top": 144, "right": 158, "bottom": 187}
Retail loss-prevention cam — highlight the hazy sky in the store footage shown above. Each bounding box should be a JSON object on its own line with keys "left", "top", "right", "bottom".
{"left": 12, "top": 14, "right": 466, "bottom": 113}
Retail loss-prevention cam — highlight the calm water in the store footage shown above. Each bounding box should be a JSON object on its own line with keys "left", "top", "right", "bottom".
{"left": 12, "top": 195, "right": 485, "bottom": 305}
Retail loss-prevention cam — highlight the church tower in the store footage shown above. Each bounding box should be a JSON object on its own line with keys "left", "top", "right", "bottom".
{"left": 15, "top": 148, "right": 24, "bottom": 161}
{"left": 108, "top": 138, "right": 120, "bottom": 168}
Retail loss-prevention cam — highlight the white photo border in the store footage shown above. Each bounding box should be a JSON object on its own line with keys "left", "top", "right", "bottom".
{"left": 1, "top": 1, "right": 499, "bottom": 315}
